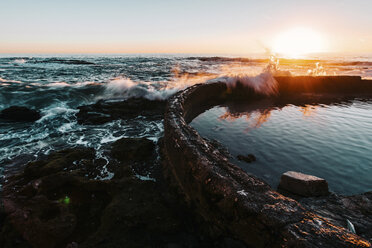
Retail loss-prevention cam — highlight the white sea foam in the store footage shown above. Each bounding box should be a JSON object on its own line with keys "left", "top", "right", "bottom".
{"left": 104, "top": 77, "right": 179, "bottom": 100}
{"left": 45, "top": 82, "right": 71, "bottom": 87}
{"left": 58, "top": 122, "right": 75, "bottom": 133}
{"left": 104, "top": 69, "right": 279, "bottom": 101}
{"left": 14, "top": 59, "right": 27, "bottom": 64}
{"left": 76, "top": 136, "right": 89, "bottom": 146}
{"left": 208, "top": 72, "right": 278, "bottom": 96}
{"left": 135, "top": 174, "right": 156, "bottom": 182}
{"left": 37, "top": 105, "right": 78, "bottom": 122}
{"left": 100, "top": 134, "right": 125, "bottom": 144}
{"left": 45, "top": 81, "right": 100, "bottom": 88}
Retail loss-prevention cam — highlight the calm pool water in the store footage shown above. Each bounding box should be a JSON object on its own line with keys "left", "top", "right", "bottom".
{"left": 190, "top": 99, "right": 372, "bottom": 195}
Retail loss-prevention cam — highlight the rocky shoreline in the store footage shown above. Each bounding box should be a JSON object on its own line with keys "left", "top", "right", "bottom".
{"left": 0, "top": 139, "right": 248, "bottom": 248}
{"left": 0, "top": 100, "right": 247, "bottom": 248}
{"left": 1, "top": 76, "right": 372, "bottom": 247}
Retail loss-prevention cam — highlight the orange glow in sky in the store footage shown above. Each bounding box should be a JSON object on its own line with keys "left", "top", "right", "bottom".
{"left": 0, "top": 0, "right": 371, "bottom": 54}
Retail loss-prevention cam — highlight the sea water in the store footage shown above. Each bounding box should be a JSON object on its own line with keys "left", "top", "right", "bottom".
{"left": 190, "top": 100, "right": 372, "bottom": 195}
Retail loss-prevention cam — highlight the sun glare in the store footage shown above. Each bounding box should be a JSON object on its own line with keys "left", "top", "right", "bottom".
{"left": 272, "top": 27, "right": 326, "bottom": 58}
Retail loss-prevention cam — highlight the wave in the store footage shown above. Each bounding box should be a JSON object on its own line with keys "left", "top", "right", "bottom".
{"left": 187, "top": 56, "right": 261, "bottom": 63}
{"left": 104, "top": 70, "right": 278, "bottom": 101}
{"left": 37, "top": 58, "right": 95, "bottom": 65}
{"left": 0, "top": 77, "right": 22, "bottom": 84}
{"left": 209, "top": 72, "right": 278, "bottom": 96}
{"left": 327, "top": 61, "right": 372, "bottom": 66}
{"left": 37, "top": 105, "right": 78, "bottom": 123}
{"left": 14, "top": 58, "right": 27, "bottom": 64}
{"left": 45, "top": 81, "right": 101, "bottom": 88}
{"left": 104, "top": 78, "right": 179, "bottom": 100}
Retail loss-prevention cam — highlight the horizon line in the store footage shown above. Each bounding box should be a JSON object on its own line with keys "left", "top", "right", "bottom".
{"left": 1, "top": 51, "right": 371, "bottom": 56}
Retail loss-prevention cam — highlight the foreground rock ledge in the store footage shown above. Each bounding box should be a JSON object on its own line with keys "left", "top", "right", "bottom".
{"left": 163, "top": 76, "right": 372, "bottom": 247}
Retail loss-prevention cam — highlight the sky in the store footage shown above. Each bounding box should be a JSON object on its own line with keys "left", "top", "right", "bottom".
{"left": 0, "top": 0, "right": 371, "bottom": 54}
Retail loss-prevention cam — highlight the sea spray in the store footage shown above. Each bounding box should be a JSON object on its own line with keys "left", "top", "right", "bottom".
{"left": 103, "top": 69, "right": 218, "bottom": 100}
{"left": 104, "top": 66, "right": 280, "bottom": 100}
{"left": 104, "top": 77, "right": 180, "bottom": 100}
{"left": 209, "top": 72, "right": 278, "bottom": 96}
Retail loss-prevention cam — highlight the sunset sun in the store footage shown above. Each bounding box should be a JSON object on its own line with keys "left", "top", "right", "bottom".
{"left": 272, "top": 27, "right": 326, "bottom": 58}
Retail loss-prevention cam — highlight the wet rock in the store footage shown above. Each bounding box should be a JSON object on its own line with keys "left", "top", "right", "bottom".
{"left": 299, "top": 192, "right": 372, "bottom": 242}
{"left": 66, "top": 242, "right": 79, "bottom": 248}
{"left": 111, "top": 137, "right": 155, "bottom": 164}
{"left": 209, "top": 139, "right": 231, "bottom": 158}
{"left": 0, "top": 106, "right": 41, "bottom": 122}
{"left": 278, "top": 171, "right": 329, "bottom": 197}
{"left": 76, "top": 98, "right": 166, "bottom": 125}
{"left": 1, "top": 148, "right": 112, "bottom": 248}
{"left": 1, "top": 145, "right": 246, "bottom": 248}
{"left": 237, "top": 154, "right": 256, "bottom": 163}
{"left": 111, "top": 137, "right": 157, "bottom": 178}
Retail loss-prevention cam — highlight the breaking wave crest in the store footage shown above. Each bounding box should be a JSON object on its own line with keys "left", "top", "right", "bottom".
{"left": 211, "top": 72, "right": 278, "bottom": 96}
{"left": 104, "top": 70, "right": 278, "bottom": 101}
{"left": 104, "top": 78, "right": 179, "bottom": 100}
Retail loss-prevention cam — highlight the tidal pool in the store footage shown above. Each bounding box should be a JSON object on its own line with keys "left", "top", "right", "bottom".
{"left": 190, "top": 99, "right": 372, "bottom": 195}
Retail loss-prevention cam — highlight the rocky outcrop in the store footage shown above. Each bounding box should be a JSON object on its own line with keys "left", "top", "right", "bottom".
{"left": 1, "top": 141, "right": 247, "bottom": 248}
{"left": 76, "top": 98, "right": 166, "bottom": 125}
{"left": 0, "top": 106, "right": 41, "bottom": 122}
{"left": 237, "top": 154, "right": 256, "bottom": 163}
{"left": 278, "top": 171, "right": 329, "bottom": 197}
{"left": 299, "top": 192, "right": 372, "bottom": 244}
{"left": 111, "top": 137, "right": 158, "bottom": 178}
{"left": 111, "top": 137, "right": 155, "bottom": 164}
{"left": 163, "top": 77, "right": 372, "bottom": 247}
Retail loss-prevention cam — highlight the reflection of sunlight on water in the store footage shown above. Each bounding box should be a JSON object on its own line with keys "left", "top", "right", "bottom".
{"left": 191, "top": 100, "right": 372, "bottom": 195}
{"left": 219, "top": 108, "right": 273, "bottom": 132}
{"left": 219, "top": 104, "right": 319, "bottom": 132}
{"left": 251, "top": 109, "right": 272, "bottom": 129}
{"left": 300, "top": 105, "right": 318, "bottom": 117}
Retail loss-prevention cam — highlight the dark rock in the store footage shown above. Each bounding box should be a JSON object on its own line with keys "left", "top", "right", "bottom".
{"left": 237, "top": 154, "right": 256, "bottom": 163}
{"left": 1, "top": 148, "right": 113, "bottom": 248}
{"left": 1, "top": 145, "right": 245, "bottom": 248}
{"left": 275, "top": 76, "right": 372, "bottom": 96}
{"left": 76, "top": 98, "right": 166, "bottom": 125}
{"left": 278, "top": 171, "right": 329, "bottom": 197}
{"left": 209, "top": 139, "right": 231, "bottom": 158}
{"left": 66, "top": 242, "right": 78, "bottom": 248}
{"left": 299, "top": 192, "right": 372, "bottom": 243}
{"left": 0, "top": 106, "right": 41, "bottom": 122}
{"left": 111, "top": 137, "right": 155, "bottom": 164}
{"left": 111, "top": 137, "right": 157, "bottom": 178}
